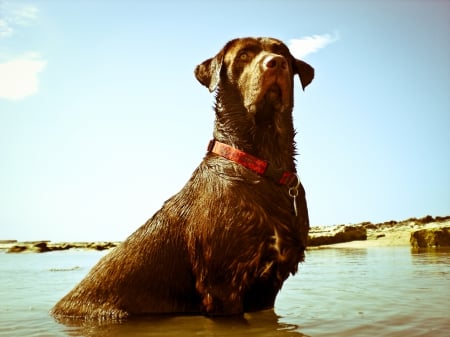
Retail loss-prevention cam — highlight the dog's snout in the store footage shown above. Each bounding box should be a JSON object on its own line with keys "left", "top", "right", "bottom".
{"left": 263, "top": 55, "right": 287, "bottom": 71}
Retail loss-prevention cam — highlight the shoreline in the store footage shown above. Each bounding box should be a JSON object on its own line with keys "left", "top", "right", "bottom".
{"left": 2, "top": 215, "right": 449, "bottom": 253}
{"left": 0, "top": 241, "right": 121, "bottom": 253}
{"left": 308, "top": 215, "right": 450, "bottom": 249}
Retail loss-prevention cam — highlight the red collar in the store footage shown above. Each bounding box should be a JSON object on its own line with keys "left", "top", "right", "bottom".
{"left": 207, "top": 139, "right": 297, "bottom": 185}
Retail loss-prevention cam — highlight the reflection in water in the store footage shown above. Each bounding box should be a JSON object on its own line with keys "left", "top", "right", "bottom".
{"left": 411, "top": 247, "right": 450, "bottom": 265}
{"left": 1, "top": 247, "right": 449, "bottom": 337}
{"left": 411, "top": 247, "right": 450, "bottom": 280}
{"left": 60, "top": 310, "right": 308, "bottom": 337}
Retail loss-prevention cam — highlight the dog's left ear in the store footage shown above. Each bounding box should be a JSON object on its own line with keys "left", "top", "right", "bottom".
{"left": 195, "top": 51, "right": 224, "bottom": 92}
{"left": 294, "top": 59, "right": 314, "bottom": 90}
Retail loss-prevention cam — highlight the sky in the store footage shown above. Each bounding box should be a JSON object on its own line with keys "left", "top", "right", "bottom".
{"left": 0, "top": 0, "right": 448, "bottom": 241}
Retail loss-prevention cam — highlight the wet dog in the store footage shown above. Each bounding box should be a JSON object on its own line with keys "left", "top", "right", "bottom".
{"left": 51, "top": 37, "right": 313, "bottom": 320}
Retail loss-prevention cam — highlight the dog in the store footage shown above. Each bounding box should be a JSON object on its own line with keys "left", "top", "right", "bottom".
{"left": 51, "top": 37, "right": 313, "bottom": 320}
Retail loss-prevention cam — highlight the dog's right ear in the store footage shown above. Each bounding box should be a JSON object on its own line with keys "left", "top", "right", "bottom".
{"left": 194, "top": 51, "right": 224, "bottom": 92}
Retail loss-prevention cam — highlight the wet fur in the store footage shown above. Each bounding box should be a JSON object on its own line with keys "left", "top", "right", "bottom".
{"left": 51, "top": 37, "right": 313, "bottom": 320}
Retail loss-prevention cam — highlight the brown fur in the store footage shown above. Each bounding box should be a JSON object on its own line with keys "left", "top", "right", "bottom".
{"left": 51, "top": 37, "right": 313, "bottom": 320}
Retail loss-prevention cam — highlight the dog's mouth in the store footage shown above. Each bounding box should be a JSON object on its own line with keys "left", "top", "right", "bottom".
{"left": 254, "top": 84, "right": 284, "bottom": 125}
{"left": 245, "top": 75, "right": 292, "bottom": 127}
{"left": 265, "top": 83, "right": 282, "bottom": 102}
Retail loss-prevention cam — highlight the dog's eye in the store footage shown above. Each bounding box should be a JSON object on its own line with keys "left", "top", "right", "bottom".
{"left": 239, "top": 52, "right": 249, "bottom": 61}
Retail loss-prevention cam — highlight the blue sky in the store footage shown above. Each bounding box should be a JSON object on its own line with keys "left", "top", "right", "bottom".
{"left": 0, "top": 0, "right": 448, "bottom": 241}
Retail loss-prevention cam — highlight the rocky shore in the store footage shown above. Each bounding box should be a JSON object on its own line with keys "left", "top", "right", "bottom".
{"left": 1, "top": 215, "right": 449, "bottom": 253}
{"left": 0, "top": 240, "right": 120, "bottom": 253}
{"left": 308, "top": 215, "right": 450, "bottom": 249}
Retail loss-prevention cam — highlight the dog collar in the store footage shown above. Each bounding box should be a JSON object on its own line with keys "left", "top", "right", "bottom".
{"left": 207, "top": 139, "right": 298, "bottom": 185}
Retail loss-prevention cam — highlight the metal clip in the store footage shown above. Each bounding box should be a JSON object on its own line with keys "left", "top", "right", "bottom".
{"left": 288, "top": 174, "right": 300, "bottom": 216}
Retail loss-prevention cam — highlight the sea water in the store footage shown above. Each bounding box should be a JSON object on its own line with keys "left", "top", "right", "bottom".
{"left": 0, "top": 247, "right": 449, "bottom": 337}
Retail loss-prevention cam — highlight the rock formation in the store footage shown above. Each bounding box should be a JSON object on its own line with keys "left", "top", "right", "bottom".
{"left": 410, "top": 227, "right": 450, "bottom": 249}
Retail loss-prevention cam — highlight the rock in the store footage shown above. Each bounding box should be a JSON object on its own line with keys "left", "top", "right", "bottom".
{"left": 308, "top": 225, "right": 367, "bottom": 246}
{"left": 34, "top": 242, "right": 51, "bottom": 253}
{"left": 410, "top": 227, "right": 450, "bottom": 248}
{"left": 6, "top": 241, "right": 119, "bottom": 253}
{"left": 7, "top": 245, "right": 27, "bottom": 253}
{"left": 86, "top": 242, "right": 116, "bottom": 250}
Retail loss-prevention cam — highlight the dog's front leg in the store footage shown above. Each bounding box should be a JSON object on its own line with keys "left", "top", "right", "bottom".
{"left": 190, "top": 242, "right": 253, "bottom": 316}
{"left": 186, "top": 205, "right": 268, "bottom": 316}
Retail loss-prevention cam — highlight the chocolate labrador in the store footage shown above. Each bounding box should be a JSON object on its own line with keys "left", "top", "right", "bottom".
{"left": 51, "top": 37, "right": 314, "bottom": 320}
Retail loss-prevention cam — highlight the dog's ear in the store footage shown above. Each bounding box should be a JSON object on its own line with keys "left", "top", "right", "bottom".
{"left": 293, "top": 59, "right": 314, "bottom": 90}
{"left": 194, "top": 51, "right": 224, "bottom": 92}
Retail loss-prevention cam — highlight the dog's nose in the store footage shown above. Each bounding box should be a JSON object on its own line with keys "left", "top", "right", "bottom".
{"left": 263, "top": 55, "right": 288, "bottom": 71}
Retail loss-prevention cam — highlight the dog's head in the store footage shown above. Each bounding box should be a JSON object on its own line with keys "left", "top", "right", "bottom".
{"left": 195, "top": 37, "right": 314, "bottom": 117}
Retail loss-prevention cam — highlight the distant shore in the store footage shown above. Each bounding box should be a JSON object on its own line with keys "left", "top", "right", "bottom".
{"left": 0, "top": 240, "right": 120, "bottom": 253}
{"left": 1, "top": 215, "right": 449, "bottom": 253}
{"left": 308, "top": 215, "right": 450, "bottom": 249}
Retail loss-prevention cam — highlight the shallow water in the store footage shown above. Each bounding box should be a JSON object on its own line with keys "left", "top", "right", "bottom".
{"left": 0, "top": 247, "right": 449, "bottom": 337}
